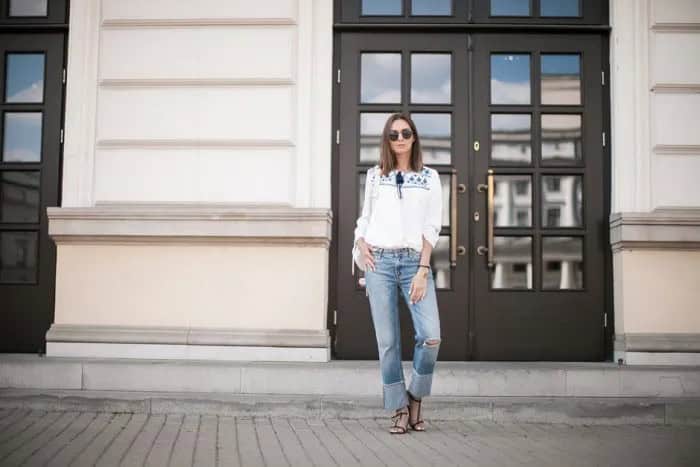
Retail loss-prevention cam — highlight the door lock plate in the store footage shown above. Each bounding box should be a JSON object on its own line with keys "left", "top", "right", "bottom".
{"left": 473, "top": 211, "right": 480, "bottom": 222}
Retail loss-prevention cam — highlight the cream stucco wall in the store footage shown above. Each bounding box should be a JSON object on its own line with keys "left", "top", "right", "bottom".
{"left": 62, "top": 0, "right": 332, "bottom": 208}
{"left": 49, "top": 0, "right": 334, "bottom": 360}
{"left": 610, "top": 0, "right": 700, "bottom": 361}
{"left": 54, "top": 243, "right": 328, "bottom": 330}
{"left": 614, "top": 249, "right": 700, "bottom": 334}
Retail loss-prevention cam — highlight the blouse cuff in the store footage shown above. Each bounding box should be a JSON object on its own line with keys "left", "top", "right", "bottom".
{"left": 422, "top": 228, "right": 440, "bottom": 248}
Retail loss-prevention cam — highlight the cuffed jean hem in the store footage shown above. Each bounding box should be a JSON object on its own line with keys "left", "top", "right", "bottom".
{"left": 383, "top": 380, "right": 410, "bottom": 410}
{"left": 407, "top": 368, "right": 434, "bottom": 399}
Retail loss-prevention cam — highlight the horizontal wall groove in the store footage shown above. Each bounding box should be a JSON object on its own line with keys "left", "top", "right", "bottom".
{"left": 98, "top": 78, "right": 295, "bottom": 88}
{"left": 96, "top": 139, "right": 295, "bottom": 150}
{"left": 653, "top": 145, "right": 700, "bottom": 156}
{"left": 651, "top": 23, "right": 700, "bottom": 33}
{"left": 101, "top": 18, "right": 296, "bottom": 28}
{"left": 651, "top": 84, "right": 700, "bottom": 94}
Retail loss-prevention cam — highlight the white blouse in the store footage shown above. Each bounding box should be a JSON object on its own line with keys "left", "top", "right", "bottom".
{"left": 354, "top": 165, "right": 443, "bottom": 252}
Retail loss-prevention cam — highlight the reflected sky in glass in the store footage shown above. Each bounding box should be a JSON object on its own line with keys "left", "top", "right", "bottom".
{"left": 1, "top": 171, "right": 40, "bottom": 223}
{"left": 9, "top": 0, "right": 47, "bottom": 16}
{"left": 491, "top": 114, "right": 531, "bottom": 164}
{"left": 411, "top": 54, "right": 451, "bottom": 104}
{"left": 362, "top": 0, "right": 402, "bottom": 15}
{"left": 3, "top": 113, "right": 43, "bottom": 162}
{"left": 412, "top": 113, "right": 451, "bottom": 164}
{"left": 491, "top": 54, "right": 530, "bottom": 105}
{"left": 360, "top": 112, "right": 392, "bottom": 163}
{"left": 5, "top": 54, "right": 45, "bottom": 103}
{"left": 541, "top": 0, "right": 580, "bottom": 17}
{"left": 361, "top": 53, "right": 401, "bottom": 104}
{"left": 491, "top": 0, "right": 530, "bottom": 17}
{"left": 412, "top": 0, "right": 452, "bottom": 16}
{"left": 542, "top": 54, "right": 581, "bottom": 105}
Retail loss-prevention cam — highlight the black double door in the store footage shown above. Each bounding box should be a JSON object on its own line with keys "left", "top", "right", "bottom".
{"left": 0, "top": 33, "right": 65, "bottom": 353}
{"left": 335, "top": 32, "right": 608, "bottom": 361}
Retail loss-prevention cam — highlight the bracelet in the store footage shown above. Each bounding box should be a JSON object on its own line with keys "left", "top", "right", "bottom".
{"left": 418, "top": 265, "right": 430, "bottom": 269}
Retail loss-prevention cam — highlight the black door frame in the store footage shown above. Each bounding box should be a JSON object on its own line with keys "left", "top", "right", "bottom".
{"left": 0, "top": 1, "right": 68, "bottom": 353}
{"left": 334, "top": 32, "right": 472, "bottom": 361}
{"left": 470, "top": 32, "right": 607, "bottom": 360}
{"left": 328, "top": 0, "right": 613, "bottom": 361}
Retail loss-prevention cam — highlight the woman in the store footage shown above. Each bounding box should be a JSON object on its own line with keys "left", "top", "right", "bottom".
{"left": 353, "top": 113, "right": 442, "bottom": 434}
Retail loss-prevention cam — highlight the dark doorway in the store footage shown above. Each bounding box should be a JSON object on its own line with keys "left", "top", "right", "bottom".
{"left": 332, "top": 1, "right": 610, "bottom": 361}
{"left": 0, "top": 2, "right": 67, "bottom": 353}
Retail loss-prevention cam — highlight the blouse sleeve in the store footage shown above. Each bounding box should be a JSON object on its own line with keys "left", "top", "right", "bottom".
{"left": 422, "top": 168, "right": 442, "bottom": 248}
{"left": 353, "top": 166, "right": 376, "bottom": 246}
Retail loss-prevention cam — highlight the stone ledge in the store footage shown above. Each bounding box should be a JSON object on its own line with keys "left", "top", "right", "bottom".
{"left": 610, "top": 208, "right": 700, "bottom": 251}
{"left": 46, "top": 324, "right": 330, "bottom": 348}
{"left": 47, "top": 204, "right": 333, "bottom": 247}
{"left": 615, "top": 333, "right": 700, "bottom": 352}
{"left": 2, "top": 356, "right": 699, "bottom": 398}
{"left": 2, "top": 389, "right": 700, "bottom": 425}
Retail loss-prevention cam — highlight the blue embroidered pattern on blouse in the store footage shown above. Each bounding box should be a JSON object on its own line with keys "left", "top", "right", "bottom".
{"left": 377, "top": 167, "right": 432, "bottom": 190}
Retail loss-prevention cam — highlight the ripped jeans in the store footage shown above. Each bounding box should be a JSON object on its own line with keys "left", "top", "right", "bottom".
{"left": 365, "top": 247, "right": 441, "bottom": 410}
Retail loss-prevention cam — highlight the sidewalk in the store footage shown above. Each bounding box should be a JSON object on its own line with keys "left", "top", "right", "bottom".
{"left": 1, "top": 408, "right": 699, "bottom": 467}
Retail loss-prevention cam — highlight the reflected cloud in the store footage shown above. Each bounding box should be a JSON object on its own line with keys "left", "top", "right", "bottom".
{"left": 411, "top": 54, "right": 451, "bottom": 104}
{"left": 361, "top": 53, "right": 401, "bottom": 103}
{"left": 3, "top": 113, "right": 43, "bottom": 163}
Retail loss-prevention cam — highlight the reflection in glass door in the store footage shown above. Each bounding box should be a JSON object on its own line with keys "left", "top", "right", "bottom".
{"left": 0, "top": 34, "right": 65, "bottom": 353}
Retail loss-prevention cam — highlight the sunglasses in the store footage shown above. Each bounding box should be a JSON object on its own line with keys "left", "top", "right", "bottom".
{"left": 388, "top": 128, "right": 414, "bottom": 141}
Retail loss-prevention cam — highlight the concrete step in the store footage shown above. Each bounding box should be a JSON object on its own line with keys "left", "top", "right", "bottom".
{"left": 1, "top": 389, "right": 699, "bottom": 426}
{"left": 2, "top": 355, "right": 699, "bottom": 398}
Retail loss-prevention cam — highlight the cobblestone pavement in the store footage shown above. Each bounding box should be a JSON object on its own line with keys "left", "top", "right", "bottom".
{"left": 0, "top": 408, "right": 699, "bottom": 466}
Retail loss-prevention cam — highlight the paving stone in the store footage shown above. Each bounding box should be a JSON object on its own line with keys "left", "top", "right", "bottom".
{"left": 144, "top": 413, "right": 184, "bottom": 467}
{"left": 71, "top": 412, "right": 132, "bottom": 466}
{"left": 0, "top": 410, "right": 697, "bottom": 466}
{"left": 46, "top": 412, "right": 114, "bottom": 467}
{"left": 0, "top": 411, "right": 62, "bottom": 461}
{"left": 22, "top": 412, "right": 97, "bottom": 466}
{"left": 287, "top": 417, "right": 337, "bottom": 466}
{"left": 1, "top": 411, "right": 78, "bottom": 466}
{"left": 95, "top": 412, "right": 148, "bottom": 467}
{"left": 117, "top": 413, "right": 166, "bottom": 467}
{"left": 168, "top": 414, "right": 200, "bottom": 467}
{"left": 216, "top": 416, "right": 241, "bottom": 467}
{"left": 192, "top": 414, "right": 217, "bottom": 467}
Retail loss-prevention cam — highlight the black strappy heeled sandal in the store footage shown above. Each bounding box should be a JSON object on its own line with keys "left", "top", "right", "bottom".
{"left": 407, "top": 392, "right": 426, "bottom": 432}
{"left": 389, "top": 407, "right": 410, "bottom": 434}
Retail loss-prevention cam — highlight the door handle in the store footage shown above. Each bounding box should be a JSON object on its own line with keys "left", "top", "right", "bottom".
{"left": 476, "top": 169, "right": 495, "bottom": 269}
{"left": 450, "top": 169, "right": 458, "bottom": 267}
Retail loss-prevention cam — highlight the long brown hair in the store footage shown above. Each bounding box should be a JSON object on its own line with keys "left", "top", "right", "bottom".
{"left": 379, "top": 113, "right": 423, "bottom": 176}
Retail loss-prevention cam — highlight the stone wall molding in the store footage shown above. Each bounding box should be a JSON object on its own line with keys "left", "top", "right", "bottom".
{"left": 610, "top": 209, "right": 700, "bottom": 251}
{"left": 46, "top": 324, "right": 330, "bottom": 348}
{"left": 615, "top": 333, "right": 700, "bottom": 352}
{"left": 47, "top": 205, "right": 333, "bottom": 247}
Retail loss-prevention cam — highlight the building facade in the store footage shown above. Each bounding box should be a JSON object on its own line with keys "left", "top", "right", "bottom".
{"left": 0, "top": 0, "right": 698, "bottom": 364}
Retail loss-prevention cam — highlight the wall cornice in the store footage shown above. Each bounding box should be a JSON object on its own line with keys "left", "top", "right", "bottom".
{"left": 47, "top": 205, "right": 332, "bottom": 247}
{"left": 610, "top": 209, "right": 700, "bottom": 251}
{"left": 46, "top": 324, "right": 329, "bottom": 348}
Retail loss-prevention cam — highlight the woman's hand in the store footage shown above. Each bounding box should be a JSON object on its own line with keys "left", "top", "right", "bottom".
{"left": 357, "top": 238, "right": 375, "bottom": 271}
{"left": 409, "top": 269, "right": 429, "bottom": 304}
